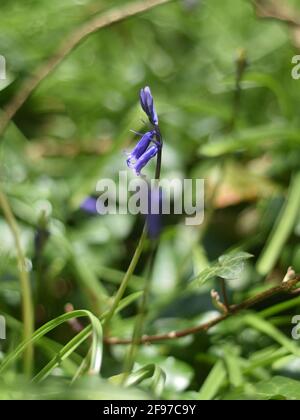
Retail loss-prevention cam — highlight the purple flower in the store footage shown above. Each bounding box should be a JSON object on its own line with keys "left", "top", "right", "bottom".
{"left": 80, "top": 196, "right": 107, "bottom": 215}
{"left": 126, "top": 87, "right": 161, "bottom": 176}
{"left": 140, "top": 86, "right": 158, "bottom": 126}
{"left": 80, "top": 197, "right": 98, "bottom": 214}
{"left": 147, "top": 186, "right": 163, "bottom": 239}
{"left": 126, "top": 131, "right": 155, "bottom": 168}
{"left": 131, "top": 144, "right": 159, "bottom": 176}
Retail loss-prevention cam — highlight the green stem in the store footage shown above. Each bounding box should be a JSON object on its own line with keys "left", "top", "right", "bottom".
{"left": 103, "top": 124, "right": 162, "bottom": 330}
{"left": 122, "top": 252, "right": 154, "bottom": 377}
{"left": 103, "top": 225, "right": 147, "bottom": 328}
{"left": 123, "top": 129, "right": 163, "bottom": 378}
{"left": 0, "top": 188, "right": 34, "bottom": 377}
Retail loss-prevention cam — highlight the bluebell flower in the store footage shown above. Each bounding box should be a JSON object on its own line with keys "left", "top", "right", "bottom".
{"left": 126, "top": 87, "right": 161, "bottom": 176}
{"left": 80, "top": 197, "right": 98, "bottom": 214}
{"left": 147, "top": 186, "right": 163, "bottom": 239}
{"left": 80, "top": 196, "right": 107, "bottom": 215}
{"left": 140, "top": 86, "right": 158, "bottom": 126}
{"left": 126, "top": 131, "right": 155, "bottom": 169}
{"left": 131, "top": 144, "right": 159, "bottom": 176}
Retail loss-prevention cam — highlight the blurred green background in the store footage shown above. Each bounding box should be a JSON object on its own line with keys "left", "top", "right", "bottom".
{"left": 1, "top": 0, "right": 300, "bottom": 400}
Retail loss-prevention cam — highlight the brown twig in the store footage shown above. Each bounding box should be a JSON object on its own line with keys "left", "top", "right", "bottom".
{"left": 0, "top": 0, "right": 173, "bottom": 138}
{"left": 104, "top": 276, "right": 300, "bottom": 344}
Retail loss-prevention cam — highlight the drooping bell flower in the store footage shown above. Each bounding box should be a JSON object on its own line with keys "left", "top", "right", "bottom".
{"left": 80, "top": 196, "right": 98, "bottom": 214}
{"left": 126, "top": 130, "right": 155, "bottom": 169}
{"left": 131, "top": 144, "right": 159, "bottom": 176}
{"left": 126, "top": 87, "right": 161, "bottom": 176}
{"left": 140, "top": 86, "right": 158, "bottom": 126}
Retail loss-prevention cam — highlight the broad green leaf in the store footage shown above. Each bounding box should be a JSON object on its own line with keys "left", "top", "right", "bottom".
{"left": 218, "top": 252, "right": 253, "bottom": 281}
{"left": 190, "top": 251, "right": 253, "bottom": 288}
{"left": 254, "top": 376, "right": 300, "bottom": 400}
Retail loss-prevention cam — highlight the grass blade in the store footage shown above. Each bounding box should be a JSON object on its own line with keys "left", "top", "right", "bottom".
{"left": 0, "top": 310, "right": 103, "bottom": 377}
{"left": 198, "top": 360, "right": 226, "bottom": 400}
{"left": 257, "top": 171, "right": 300, "bottom": 275}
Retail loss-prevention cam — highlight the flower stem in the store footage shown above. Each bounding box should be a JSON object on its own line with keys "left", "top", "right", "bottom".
{"left": 103, "top": 224, "right": 147, "bottom": 328}
{"left": 122, "top": 256, "right": 153, "bottom": 376}
{"left": 0, "top": 188, "right": 34, "bottom": 377}
{"left": 123, "top": 129, "right": 163, "bottom": 378}
{"left": 154, "top": 125, "right": 163, "bottom": 181}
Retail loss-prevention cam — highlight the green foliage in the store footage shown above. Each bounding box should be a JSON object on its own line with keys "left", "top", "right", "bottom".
{"left": 190, "top": 251, "right": 253, "bottom": 288}
{"left": 1, "top": 0, "right": 300, "bottom": 401}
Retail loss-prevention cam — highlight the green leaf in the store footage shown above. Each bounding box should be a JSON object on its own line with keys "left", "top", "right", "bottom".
{"left": 199, "top": 125, "right": 300, "bottom": 157}
{"left": 198, "top": 360, "right": 227, "bottom": 400}
{"left": 150, "top": 365, "right": 166, "bottom": 398}
{"left": 218, "top": 252, "right": 253, "bottom": 281}
{"left": 100, "top": 291, "right": 143, "bottom": 322}
{"left": 109, "top": 363, "right": 166, "bottom": 395}
{"left": 190, "top": 251, "right": 253, "bottom": 288}
{"left": 124, "top": 364, "right": 156, "bottom": 388}
{"left": 0, "top": 310, "right": 103, "bottom": 377}
{"left": 244, "top": 314, "right": 300, "bottom": 357}
{"left": 33, "top": 326, "right": 92, "bottom": 383}
{"left": 254, "top": 376, "right": 300, "bottom": 400}
{"left": 259, "top": 295, "right": 300, "bottom": 319}
{"left": 4, "top": 313, "right": 82, "bottom": 376}
{"left": 161, "top": 357, "right": 193, "bottom": 393}
{"left": 223, "top": 346, "right": 244, "bottom": 388}
{"left": 257, "top": 171, "right": 300, "bottom": 276}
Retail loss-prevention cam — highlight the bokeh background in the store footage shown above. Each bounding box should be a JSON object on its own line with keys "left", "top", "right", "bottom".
{"left": 1, "top": 0, "right": 300, "bottom": 400}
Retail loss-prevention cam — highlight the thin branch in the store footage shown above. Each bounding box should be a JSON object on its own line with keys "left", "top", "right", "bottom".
{"left": 0, "top": 0, "right": 173, "bottom": 138}
{"left": 104, "top": 276, "right": 300, "bottom": 345}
